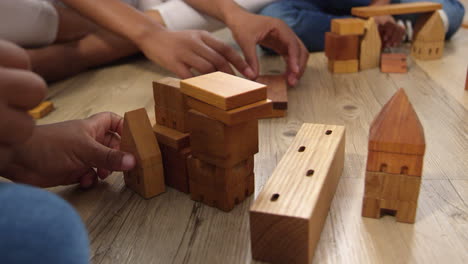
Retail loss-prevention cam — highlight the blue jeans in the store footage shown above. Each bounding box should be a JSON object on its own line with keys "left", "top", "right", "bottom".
{"left": 0, "top": 183, "right": 89, "bottom": 264}
{"left": 259, "top": 0, "right": 466, "bottom": 51}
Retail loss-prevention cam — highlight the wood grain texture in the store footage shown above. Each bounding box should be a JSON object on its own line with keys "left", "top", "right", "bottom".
{"left": 250, "top": 124, "right": 345, "bottom": 264}
{"left": 328, "top": 59, "right": 359, "bottom": 73}
{"left": 28, "top": 101, "right": 54, "bottom": 119}
{"left": 152, "top": 124, "right": 190, "bottom": 151}
{"left": 255, "top": 75, "right": 288, "bottom": 110}
{"left": 181, "top": 72, "right": 267, "bottom": 110}
{"left": 360, "top": 18, "right": 382, "bottom": 71}
{"left": 160, "top": 145, "right": 191, "bottom": 193}
{"left": 381, "top": 53, "right": 408, "bottom": 73}
{"left": 352, "top": 2, "right": 442, "bottom": 18}
{"left": 153, "top": 77, "right": 189, "bottom": 132}
{"left": 325, "top": 32, "right": 360, "bottom": 60}
{"left": 186, "top": 96, "right": 273, "bottom": 125}
{"left": 331, "top": 18, "right": 365, "bottom": 35}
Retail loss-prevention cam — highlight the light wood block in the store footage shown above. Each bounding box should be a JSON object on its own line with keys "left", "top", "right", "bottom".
{"left": 325, "top": 32, "right": 360, "bottom": 60}
{"left": 362, "top": 198, "right": 418, "bottom": 223}
{"left": 369, "top": 88, "right": 426, "bottom": 155}
{"left": 366, "top": 150, "right": 424, "bottom": 176}
{"left": 399, "top": 175, "right": 421, "bottom": 202}
{"left": 160, "top": 145, "right": 190, "bottom": 193}
{"left": 352, "top": 2, "right": 442, "bottom": 18}
{"left": 259, "top": 109, "right": 287, "bottom": 119}
{"left": 250, "top": 124, "right": 345, "bottom": 264}
{"left": 121, "top": 108, "right": 165, "bottom": 199}
{"left": 186, "top": 97, "right": 273, "bottom": 125}
{"left": 396, "top": 201, "right": 418, "bottom": 223}
{"left": 381, "top": 53, "right": 408, "bottom": 73}
{"left": 411, "top": 41, "right": 444, "bottom": 60}
{"left": 413, "top": 11, "right": 445, "bottom": 43}
{"left": 153, "top": 77, "right": 189, "bottom": 132}
{"left": 28, "top": 101, "right": 54, "bottom": 119}
{"left": 331, "top": 18, "right": 365, "bottom": 35}
{"left": 328, "top": 60, "right": 359, "bottom": 73}
{"left": 360, "top": 18, "right": 382, "bottom": 71}
{"left": 255, "top": 75, "right": 288, "bottom": 110}
{"left": 187, "top": 110, "right": 258, "bottom": 168}
{"left": 152, "top": 124, "right": 190, "bottom": 151}
{"left": 181, "top": 72, "right": 267, "bottom": 110}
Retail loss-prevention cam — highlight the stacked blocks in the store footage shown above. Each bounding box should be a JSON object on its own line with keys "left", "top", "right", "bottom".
{"left": 181, "top": 72, "right": 271, "bottom": 211}
{"left": 362, "top": 88, "right": 425, "bottom": 224}
{"left": 381, "top": 53, "right": 408, "bottom": 73}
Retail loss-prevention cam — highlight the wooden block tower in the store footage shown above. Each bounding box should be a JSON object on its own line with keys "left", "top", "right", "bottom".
{"left": 362, "top": 88, "right": 425, "bottom": 223}
{"left": 153, "top": 77, "right": 192, "bottom": 193}
{"left": 181, "top": 72, "right": 272, "bottom": 211}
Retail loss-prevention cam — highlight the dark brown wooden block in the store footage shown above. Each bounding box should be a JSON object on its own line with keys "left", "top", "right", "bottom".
{"left": 325, "top": 32, "right": 360, "bottom": 60}
{"left": 160, "top": 145, "right": 191, "bottom": 193}
{"left": 153, "top": 124, "right": 190, "bottom": 151}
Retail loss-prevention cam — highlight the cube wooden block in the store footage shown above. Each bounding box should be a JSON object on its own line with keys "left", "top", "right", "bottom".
{"left": 155, "top": 106, "right": 188, "bottom": 133}
{"left": 159, "top": 145, "right": 191, "bottom": 193}
{"left": 181, "top": 72, "right": 267, "bottom": 110}
{"left": 381, "top": 53, "right": 408, "bottom": 73}
{"left": 28, "top": 101, "right": 54, "bottom": 119}
{"left": 153, "top": 77, "right": 189, "bottom": 132}
{"left": 186, "top": 96, "right": 273, "bottom": 125}
{"left": 366, "top": 151, "right": 424, "bottom": 176}
{"left": 328, "top": 60, "right": 359, "bottom": 73}
{"left": 331, "top": 18, "right": 365, "bottom": 35}
{"left": 187, "top": 110, "right": 259, "bottom": 168}
{"left": 411, "top": 41, "right": 444, "bottom": 60}
{"left": 255, "top": 75, "right": 288, "bottom": 110}
{"left": 153, "top": 124, "right": 190, "bottom": 151}
{"left": 325, "top": 32, "right": 360, "bottom": 60}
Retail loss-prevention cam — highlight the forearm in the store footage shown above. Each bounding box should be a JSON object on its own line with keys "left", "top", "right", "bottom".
{"left": 183, "top": 0, "right": 246, "bottom": 26}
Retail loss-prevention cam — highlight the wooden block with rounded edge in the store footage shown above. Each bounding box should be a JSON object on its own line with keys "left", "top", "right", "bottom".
{"left": 352, "top": 2, "right": 442, "bottom": 18}
{"left": 181, "top": 72, "right": 267, "bottom": 110}
{"left": 159, "top": 145, "right": 190, "bottom": 193}
{"left": 331, "top": 18, "right": 365, "bottom": 35}
{"left": 152, "top": 124, "right": 190, "bottom": 151}
{"left": 381, "top": 53, "right": 408, "bottom": 73}
{"left": 121, "top": 108, "right": 165, "bottom": 199}
{"left": 360, "top": 18, "right": 382, "bottom": 70}
{"left": 328, "top": 60, "right": 359, "bottom": 73}
{"left": 186, "top": 96, "right": 273, "bottom": 125}
{"left": 187, "top": 110, "right": 258, "bottom": 168}
{"left": 255, "top": 75, "right": 288, "bottom": 110}
{"left": 250, "top": 124, "right": 345, "bottom": 264}
{"left": 28, "top": 101, "right": 54, "bottom": 119}
{"left": 411, "top": 40, "right": 444, "bottom": 60}
{"left": 366, "top": 151, "right": 424, "bottom": 176}
{"left": 325, "top": 32, "right": 360, "bottom": 60}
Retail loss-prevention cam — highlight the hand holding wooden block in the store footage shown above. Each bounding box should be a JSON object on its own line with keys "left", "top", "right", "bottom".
{"left": 28, "top": 101, "right": 54, "bottom": 119}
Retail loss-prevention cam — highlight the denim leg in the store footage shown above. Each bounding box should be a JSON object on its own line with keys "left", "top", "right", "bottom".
{"left": 0, "top": 183, "right": 89, "bottom": 264}
{"left": 391, "top": 0, "right": 465, "bottom": 39}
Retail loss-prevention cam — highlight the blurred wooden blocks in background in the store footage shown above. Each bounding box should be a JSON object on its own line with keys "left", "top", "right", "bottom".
{"left": 153, "top": 124, "right": 190, "bottom": 150}
{"left": 352, "top": 2, "right": 442, "bottom": 17}
{"left": 328, "top": 60, "right": 359, "bottom": 73}
{"left": 360, "top": 18, "right": 382, "bottom": 70}
{"left": 325, "top": 32, "right": 360, "bottom": 60}
{"left": 381, "top": 53, "right": 408, "bottom": 73}
{"left": 256, "top": 75, "right": 288, "bottom": 110}
{"left": 29, "top": 101, "right": 54, "bottom": 119}
{"left": 331, "top": 18, "right": 365, "bottom": 35}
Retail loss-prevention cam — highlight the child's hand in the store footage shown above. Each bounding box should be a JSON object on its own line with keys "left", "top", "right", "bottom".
{"left": 375, "top": 15, "right": 406, "bottom": 48}
{"left": 3, "top": 112, "right": 136, "bottom": 188}
{"left": 0, "top": 40, "right": 46, "bottom": 171}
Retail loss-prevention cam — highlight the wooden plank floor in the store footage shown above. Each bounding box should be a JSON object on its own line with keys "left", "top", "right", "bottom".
{"left": 38, "top": 28, "right": 468, "bottom": 264}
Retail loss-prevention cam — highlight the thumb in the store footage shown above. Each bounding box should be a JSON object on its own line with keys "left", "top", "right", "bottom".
{"left": 88, "top": 141, "right": 136, "bottom": 172}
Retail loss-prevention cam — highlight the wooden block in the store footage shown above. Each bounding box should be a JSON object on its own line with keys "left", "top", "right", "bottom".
{"left": 259, "top": 109, "right": 287, "bottom": 119}
{"left": 352, "top": 2, "right": 442, "bottom": 18}
{"left": 364, "top": 172, "right": 384, "bottom": 198}
{"left": 396, "top": 201, "right": 417, "bottom": 223}
{"left": 380, "top": 199, "right": 399, "bottom": 211}
{"left": 413, "top": 11, "right": 445, "bottom": 43}
{"left": 152, "top": 124, "right": 190, "bottom": 151}
{"left": 28, "top": 101, "right": 54, "bottom": 119}
{"left": 331, "top": 18, "right": 365, "bottom": 35}
{"left": 155, "top": 106, "right": 189, "bottom": 133}
{"left": 159, "top": 145, "right": 190, "bottom": 193}
{"left": 153, "top": 77, "right": 189, "bottom": 132}
{"left": 381, "top": 173, "right": 401, "bottom": 200}
{"left": 328, "top": 60, "right": 359, "bottom": 73}
{"left": 465, "top": 67, "right": 468, "bottom": 91}
{"left": 186, "top": 97, "right": 273, "bottom": 125}
{"left": 187, "top": 110, "right": 258, "bottom": 168}
{"left": 250, "top": 124, "right": 345, "bottom": 264}
{"left": 121, "top": 108, "right": 165, "bottom": 199}
{"left": 399, "top": 175, "right": 421, "bottom": 202}
{"left": 366, "top": 151, "right": 424, "bottom": 176}
{"left": 255, "top": 75, "right": 288, "bottom": 110}
{"left": 360, "top": 18, "right": 382, "bottom": 71}
{"left": 369, "top": 88, "right": 426, "bottom": 155}
{"left": 362, "top": 197, "right": 381, "bottom": 218}
{"left": 381, "top": 53, "right": 408, "bottom": 73}
{"left": 325, "top": 32, "right": 360, "bottom": 60}
{"left": 411, "top": 40, "right": 444, "bottom": 60}
{"left": 181, "top": 72, "right": 267, "bottom": 110}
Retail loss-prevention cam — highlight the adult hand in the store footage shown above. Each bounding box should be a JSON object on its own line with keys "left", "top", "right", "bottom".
{"left": 3, "top": 112, "right": 136, "bottom": 188}
{"left": 0, "top": 40, "right": 46, "bottom": 171}
{"left": 375, "top": 15, "right": 406, "bottom": 48}
{"left": 226, "top": 12, "right": 309, "bottom": 86}
{"left": 137, "top": 29, "right": 254, "bottom": 79}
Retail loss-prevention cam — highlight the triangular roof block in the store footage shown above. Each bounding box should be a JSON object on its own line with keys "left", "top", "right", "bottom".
{"left": 121, "top": 108, "right": 162, "bottom": 168}
{"left": 413, "top": 11, "right": 445, "bottom": 42}
{"left": 369, "top": 88, "right": 425, "bottom": 155}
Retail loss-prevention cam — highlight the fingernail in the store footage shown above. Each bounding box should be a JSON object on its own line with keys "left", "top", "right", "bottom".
{"left": 294, "top": 64, "right": 300, "bottom": 74}
{"left": 245, "top": 67, "right": 255, "bottom": 79}
{"left": 122, "top": 154, "right": 135, "bottom": 170}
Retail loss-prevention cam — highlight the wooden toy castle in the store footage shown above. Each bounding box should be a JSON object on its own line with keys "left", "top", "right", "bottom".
{"left": 362, "top": 88, "right": 425, "bottom": 223}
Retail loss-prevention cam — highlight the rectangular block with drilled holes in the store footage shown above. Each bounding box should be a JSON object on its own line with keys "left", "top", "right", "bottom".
{"left": 331, "top": 18, "right": 365, "bottom": 35}
{"left": 181, "top": 71, "right": 267, "bottom": 110}
{"left": 153, "top": 77, "right": 189, "bottom": 132}
{"left": 351, "top": 2, "right": 442, "bottom": 18}
{"left": 186, "top": 97, "right": 273, "bottom": 125}
{"left": 381, "top": 53, "right": 408, "bottom": 73}
{"left": 28, "top": 101, "right": 54, "bottom": 119}
{"left": 328, "top": 60, "right": 359, "bottom": 73}
{"left": 325, "top": 32, "right": 360, "bottom": 60}
{"left": 159, "top": 145, "right": 191, "bottom": 193}
{"left": 153, "top": 124, "right": 190, "bottom": 151}
{"left": 250, "top": 124, "right": 345, "bottom": 264}
{"left": 411, "top": 41, "right": 444, "bottom": 60}
{"left": 121, "top": 108, "right": 165, "bottom": 199}
{"left": 255, "top": 75, "right": 288, "bottom": 110}
{"left": 187, "top": 110, "right": 259, "bottom": 168}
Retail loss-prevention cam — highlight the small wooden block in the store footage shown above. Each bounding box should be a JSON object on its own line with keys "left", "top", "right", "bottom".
{"left": 187, "top": 110, "right": 259, "bottom": 168}
{"left": 411, "top": 40, "right": 444, "bottom": 60}
{"left": 360, "top": 18, "right": 382, "bottom": 71}
{"left": 186, "top": 97, "right": 273, "bottom": 125}
{"left": 399, "top": 175, "right": 421, "bottom": 202}
{"left": 181, "top": 72, "right": 267, "bottom": 110}
{"left": 160, "top": 145, "right": 190, "bottom": 193}
{"left": 259, "top": 109, "right": 287, "bottom": 119}
{"left": 28, "top": 101, "right": 54, "bottom": 119}
{"left": 331, "top": 18, "right": 365, "bottom": 35}
{"left": 155, "top": 106, "right": 188, "bottom": 133}
{"left": 250, "top": 124, "right": 345, "bottom": 264}
{"left": 366, "top": 151, "right": 424, "bottom": 176}
{"left": 325, "top": 32, "right": 360, "bottom": 60}
{"left": 255, "top": 75, "right": 288, "bottom": 110}
{"left": 328, "top": 60, "right": 359, "bottom": 73}
{"left": 362, "top": 197, "right": 381, "bottom": 218}
{"left": 153, "top": 77, "right": 189, "bottom": 132}
{"left": 352, "top": 2, "right": 442, "bottom": 18}
{"left": 413, "top": 11, "right": 445, "bottom": 43}
{"left": 121, "top": 108, "right": 165, "bottom": 199}
{"left": 381, "top": 53, "right": 408, "bottom": 74}
{"left": 396, "top": 201, "right": 417, "bottom": 223}
{"left": 152, "top": 124, "right": 190, "bottom": 151}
